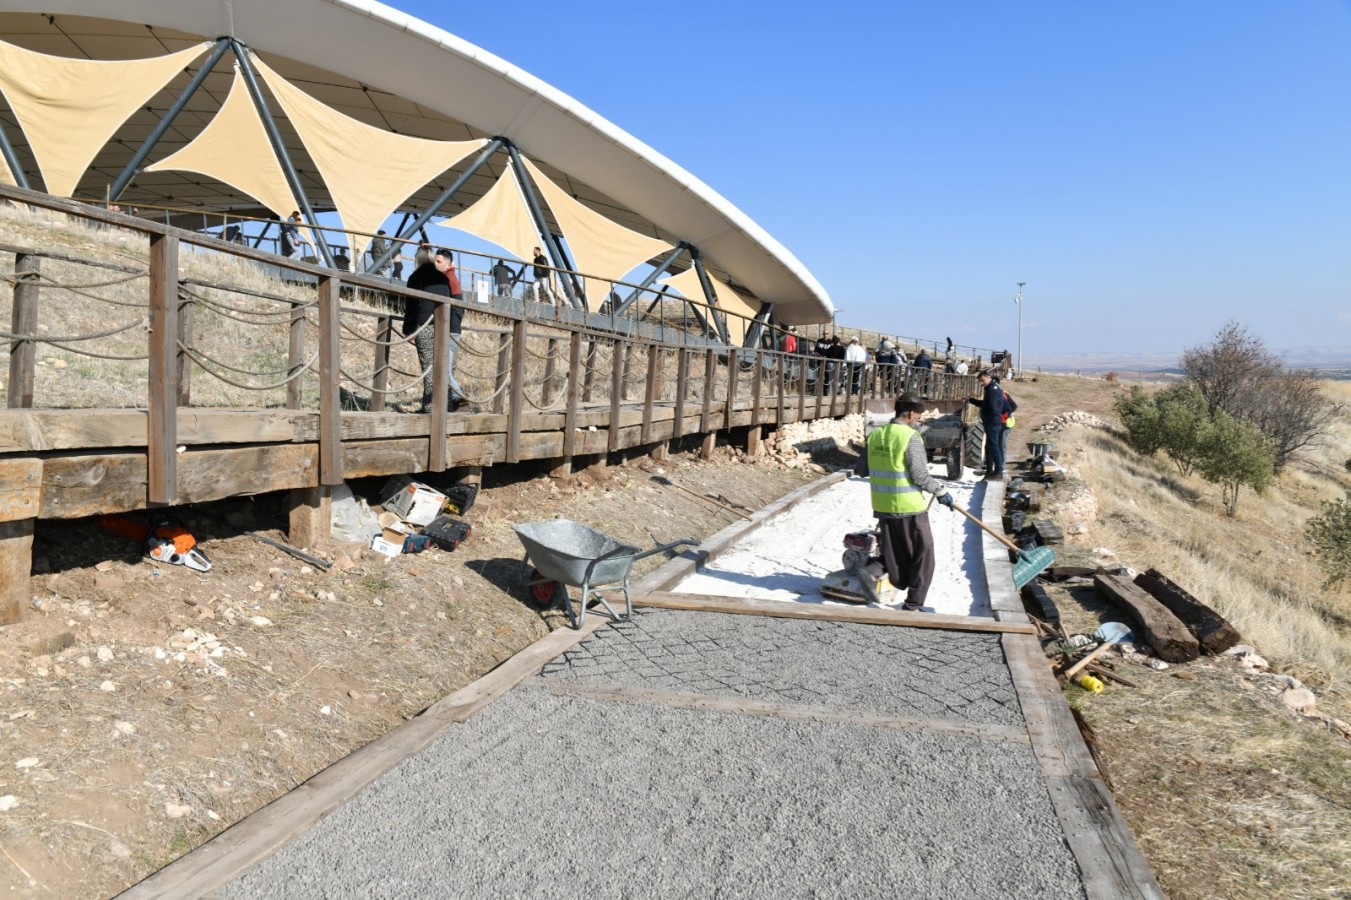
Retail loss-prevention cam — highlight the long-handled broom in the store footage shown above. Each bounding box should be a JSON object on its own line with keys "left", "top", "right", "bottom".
{"left": 945, "top": 499, "right": 1055, "bottom": 589}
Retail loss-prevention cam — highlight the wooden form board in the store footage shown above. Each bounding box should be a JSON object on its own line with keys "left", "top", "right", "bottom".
{"left": 636, "top": 590, "right": 1036, "bottom": 634}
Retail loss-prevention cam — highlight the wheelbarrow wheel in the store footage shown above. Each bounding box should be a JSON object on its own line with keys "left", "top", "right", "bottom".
{"left": 528, "top": 570, "right": 563, "bottom": 608}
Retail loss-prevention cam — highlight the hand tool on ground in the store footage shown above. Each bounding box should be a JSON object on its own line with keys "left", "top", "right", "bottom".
{"left": 943, "top": 498, "right": 1054, "bottom": 589}
{"left": 1063, "top": 622, "right": 1133, "bottom": 680}
{"left": 248, "top": 532, "right": 333, "bottom": 570}
{"left": 650, "top": 476, "right": 752, "bottom": 520}
{"left": 99, "top": 514, "right": 212, "bottom": 572}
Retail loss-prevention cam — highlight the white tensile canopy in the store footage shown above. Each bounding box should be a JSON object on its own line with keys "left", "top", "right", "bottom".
{"left": 0, "top": 0, "right": 833, "bottom": 325}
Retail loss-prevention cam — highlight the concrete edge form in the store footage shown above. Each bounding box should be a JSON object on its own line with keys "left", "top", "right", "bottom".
{"left": 982, "top": 482, "right": 1165, "bottom": 898}
{"left": 116, "top": 469, "right": 847, "bottom": 898}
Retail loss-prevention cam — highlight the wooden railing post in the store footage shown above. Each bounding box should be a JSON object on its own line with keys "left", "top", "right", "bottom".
{"left": 428, "top": 302, "right": 449, "bottom": 472}
{"left": 673, "top": 347, "right": 688, "bottom": 440}
{"left": 542, "top": 337, "right": 559, "bottom": 408}
{"left": 750, "top": 351, "right": 763, "bottom": 430}
{"left": 176, "top": 289, "right": 194, "bottom": 406}
{"left": 700, "top": 348, "right": 715, "bottom": 433}
{"left": 609, "top": 338, "right": 625, "bottom": 453}
{"left": 725, "top": 349, "right": 739, "bottom": 430}
{"left": 317, "top": 275, "right": 343, "bottom": 485}
{"left": 581, "top": 339, "right": 599, "bottom": 403}
{"left": 7, "top": 253, "right": 38, "bottom": 409}
{"left": 492, "top": 331, "right": 511, "bottom": 414}
{"left": 559, "top": 331, "right": 581, "bottom": 471}
{"left": 506, "top": 318, "right": 527, "bottom": 463}
{"left": 370, "top": 315, "right": 391, "bottom": 413}
{"left": 642, "top": 344, "right": 659, "bottom": 445}
{"left": 286, "top": 299, "right": 306, "bottom": 410}
{"left": 147, "top": 234, "right": 179, "bottom": 504}
{"left": 776, "top": 352, "right": 786, "bottom": 424}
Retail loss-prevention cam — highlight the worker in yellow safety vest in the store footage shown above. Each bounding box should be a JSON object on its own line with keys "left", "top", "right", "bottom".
{"left": 853, "top": 394, "right": 955, "bottom": 611}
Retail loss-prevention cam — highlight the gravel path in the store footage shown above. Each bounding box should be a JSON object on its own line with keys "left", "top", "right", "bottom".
{"left": 672, "top": 466, "right": 991, "bottom": 616}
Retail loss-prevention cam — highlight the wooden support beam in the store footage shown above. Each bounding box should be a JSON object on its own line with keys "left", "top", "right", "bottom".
{"left": 700, "top": 431, "right": 716, "bottom": 461}
{"left": 288, "top": 485, "right": 331, "bottom": 550}
{"left": 286, "top": 298, "right": 306, "bottom": 411}
{"left": 724, "top": 349, "right": 739, "bottom": 431}
{"left": 1093, "top": 573, "right": 1199, "bottom": 663}
{"left": 798, "top": 356, "right": 807, "bottom": 422}
{"left": 672, "top": 348, "right": 688, "bottom": 440}
{"left": 317, "top": 276, "right": 343, "bottom": 485}
{"left": 427, "top": 302, "right": 450, "bottom": 472}
{"left": 176, "top": 290, "right": 194, "bottom": 406}
{"left": 491, "top": 331, "right": 511, "bottom": 414}
{"left": 1134, "top": 568, "right": 1242, "bottom": 654}
{"left": 700, "top": 349, "right": 715, "bottom": 433}
{"left": 609, "top": 338, "right": 625, "bottom": 453}
{"left": 7, "top": 252, "right": 38, "bottom": 409}
{"left": 0, "top": 518, "right": 34, "bottom": 625}
{"left": 636, "top": 590, "right": 1036, "bottom": 634}
{"left": 506, "top": 318, "right": 527, "bottom": 463}
{"left": 370, "top": 315, "right": 392, "bottom": 413}
{"left": 147, "top": 233, "right": 179, "bottom": 505}
{"left": 541, "top": 337, "right": 560, "bottom": 408}
{"left": 561, "top": 331, "right": 581, "bottom": 462}
{"left": 641, "top": 344, "right": 659, "bottom": 445}
{"left": 747, "top": 425, "right": 762, "bottom": 457}
{"left": 0, "top": 458, "right": 41, "bottom": 524}
{"left": 750, "top": 351, "right": 763, "bottom": 428}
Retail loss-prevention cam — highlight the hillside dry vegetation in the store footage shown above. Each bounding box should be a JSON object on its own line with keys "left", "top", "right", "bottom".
{"left": 1012, "top": 373, "right": 1351, "bottom": 899}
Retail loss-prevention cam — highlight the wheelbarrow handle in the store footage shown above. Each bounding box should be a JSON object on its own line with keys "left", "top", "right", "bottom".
{"left": 581, "top": 544, "right": 640, "bottom": 586}
{"left": 633, "top": 537, "right": 699, "bottom": 562}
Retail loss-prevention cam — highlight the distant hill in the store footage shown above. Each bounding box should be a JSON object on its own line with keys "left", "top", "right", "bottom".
{"left": 1035, "top": 347, "right": 1351, "bottom": 377}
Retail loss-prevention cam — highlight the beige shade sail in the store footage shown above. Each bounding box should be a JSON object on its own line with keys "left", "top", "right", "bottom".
{"left": 146, "top": 68, "right": 299, "bottom": 223}
{"left": 0, "top": 152, "right": 13, "bottom": 186}
{"left": 252, "top": 54, "right": 486, "bottom": 258}
{"left": 435, "top": 166, "right": 538, "bottom": 265}
{"left": 662, "top": 266, "right": 760, "bottom": 344}
{"left": 521, "top": 156, "right": 671, "bottom": 301}
{"left": 0, "top": 39, "right": 208, "bottom": 198}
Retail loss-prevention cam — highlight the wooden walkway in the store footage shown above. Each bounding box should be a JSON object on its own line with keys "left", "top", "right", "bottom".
{"left": 0, "top": 185, "right": 979, "bottom": 623}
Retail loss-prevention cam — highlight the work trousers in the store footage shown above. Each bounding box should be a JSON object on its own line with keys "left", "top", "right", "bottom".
{"left": 984, "top": 422, "right": 1006, "bottom": 476}
{"left": 877, "top": 513, "right": 935, "bottom": 609}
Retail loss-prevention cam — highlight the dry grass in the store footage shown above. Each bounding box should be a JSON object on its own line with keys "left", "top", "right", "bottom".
{"left": 1012, "top": 372, "right": 1351, "bottom": 899}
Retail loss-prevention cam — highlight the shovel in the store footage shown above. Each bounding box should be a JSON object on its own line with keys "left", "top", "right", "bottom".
{"left": 944, "top": 499, "right": 1055, "bottom": 589}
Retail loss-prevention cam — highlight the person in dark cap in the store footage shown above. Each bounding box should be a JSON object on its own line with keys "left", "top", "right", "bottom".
{"left": 967, "top": 370, "right": 1007, "bottom": 480}
{"left": 854, "top": 394, "right": 954, "bottom": 611}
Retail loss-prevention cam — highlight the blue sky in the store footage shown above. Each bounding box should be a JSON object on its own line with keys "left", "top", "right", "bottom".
{"left": 403, "top": 0, "right": 1351, "bottom": 365}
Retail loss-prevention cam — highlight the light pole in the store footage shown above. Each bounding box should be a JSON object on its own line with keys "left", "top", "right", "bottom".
{"left": 1014, "top": 282, "right": 1025, "bottom": 379}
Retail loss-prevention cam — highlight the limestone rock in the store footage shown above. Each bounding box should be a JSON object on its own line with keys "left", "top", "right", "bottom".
{"left": 1282, "top": 687, "right": 1318, "bottom": 716}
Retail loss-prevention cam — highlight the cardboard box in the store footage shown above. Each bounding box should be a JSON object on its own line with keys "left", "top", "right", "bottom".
{"left": 380, "top": 476, "right": 446, "bottom": 527}
{"left": 370, "top": 536, "right": 403, "bottom": 558}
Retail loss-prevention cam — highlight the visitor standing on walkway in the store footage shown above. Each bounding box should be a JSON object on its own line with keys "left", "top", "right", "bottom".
{"left": 279, "top": 211, "right": 312, "bottom": 259}
{"left": 402, "top": 246, "right": 467, "bottom": 414}
{"left": 531, "top": 247, "right": 554, "bottom": 304}
{"left": 967, "top": 370, "right": 1007, "bottom": 480}
{"left": 845, "top": 336, "right": 866, "bottom": 395}
{"left": 854, "top": 394, "right": 954, "bottom": 611}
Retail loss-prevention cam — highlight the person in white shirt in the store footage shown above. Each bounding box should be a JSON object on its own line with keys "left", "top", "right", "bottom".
{"left": 845, "top": 336, "right": 867, "bottom": 395}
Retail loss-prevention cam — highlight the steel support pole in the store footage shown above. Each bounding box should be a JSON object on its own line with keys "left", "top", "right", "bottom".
{"left": 743, "top": 302, "right": 774, "bottom": 349}
{"left": 368, "top": 137, "right": 506, "bottom": 273}
{"left": 690, "top": 249, "right": 730, "bottom": 344}
{"left": 109, "top": 37, "right": 232, "bottom": 202}
{"left": 232, "top": 40, "right": 335, "bottom": 268}
{"left": 612, "top": 242, "right": 687, "bottom": 316}
{"left": 505, "top": 144, "right": 582, "bottom": 310}
{"left": 0, "top": 117, "right": 30, "bottom": 191}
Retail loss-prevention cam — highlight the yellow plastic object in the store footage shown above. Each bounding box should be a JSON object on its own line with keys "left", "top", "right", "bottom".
{"left": 1077, "top": 674, "right": 1105, "bottom": 694}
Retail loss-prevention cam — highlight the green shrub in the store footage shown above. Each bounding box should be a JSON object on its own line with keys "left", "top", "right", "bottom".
{"left": 1154, "top": 383, "right": 1210, "bottom": 476}
{"left": 1114, "top": 386, "right": 1164, "bottom": 456}
{"left": 1307, "top": 491, "right": 1351, "bottom": 588}
{"left": 1196, "top": 409, "right": 1275, "bottom": 517}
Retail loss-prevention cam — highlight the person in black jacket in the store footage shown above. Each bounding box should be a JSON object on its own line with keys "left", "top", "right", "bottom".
{"left": 402, "top": 246, "right": 466, "bottom": 413}
{"left": 966, "top": 370, "right": 1007, "bottom": 480}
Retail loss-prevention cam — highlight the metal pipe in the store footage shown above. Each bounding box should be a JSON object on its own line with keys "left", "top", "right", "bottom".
{"left": 368, "top": 137, "right": 505, "bottom": 273}
{"left": 505, "top": 143, "right": 582, "bottom": 310}
{"left": 109, "top": 37, "right": 232, "bottom": 202}
{"left": 612, "top": 241, "right": 686, "bottom": 316}
{"left": 0, "top": 117, "right": 30, "bottom": 190}
{"left": 743, "top": 302, "right": 774, "bottom": 349}
{"left": 690, "top": 249, "right": 730, "bottom": 344}
{"left": 231, "top": 40, "right": 335, "bottom": 268}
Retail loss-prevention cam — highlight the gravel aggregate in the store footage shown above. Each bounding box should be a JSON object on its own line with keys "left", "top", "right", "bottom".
{"left": 222, "top": 688, "right": 1084, "bottom": 899}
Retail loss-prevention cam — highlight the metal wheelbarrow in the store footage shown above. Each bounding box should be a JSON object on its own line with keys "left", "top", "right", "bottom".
{"left": 514, "top": 519, "right": 698, "bottom": 629}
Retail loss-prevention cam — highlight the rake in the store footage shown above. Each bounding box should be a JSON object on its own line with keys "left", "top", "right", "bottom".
{"left": 946, "top": 499, "right": 1055, "bottom": 589}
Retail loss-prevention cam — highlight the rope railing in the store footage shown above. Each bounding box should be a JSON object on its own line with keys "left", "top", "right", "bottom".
{"left": 178, "top": 344, "right": 318, "bottom": 391}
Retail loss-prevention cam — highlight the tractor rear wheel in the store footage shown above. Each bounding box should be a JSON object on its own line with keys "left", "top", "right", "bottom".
{"left": 963, "top": 421, "right": 986, "bottom": 472}
{"left": 945, "top": 447, "right": 962, "bottom": 480}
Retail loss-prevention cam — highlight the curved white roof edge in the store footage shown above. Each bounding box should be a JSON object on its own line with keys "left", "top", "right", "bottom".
{"left": 0, "top": 0, "right": 835, "bottom": 322}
